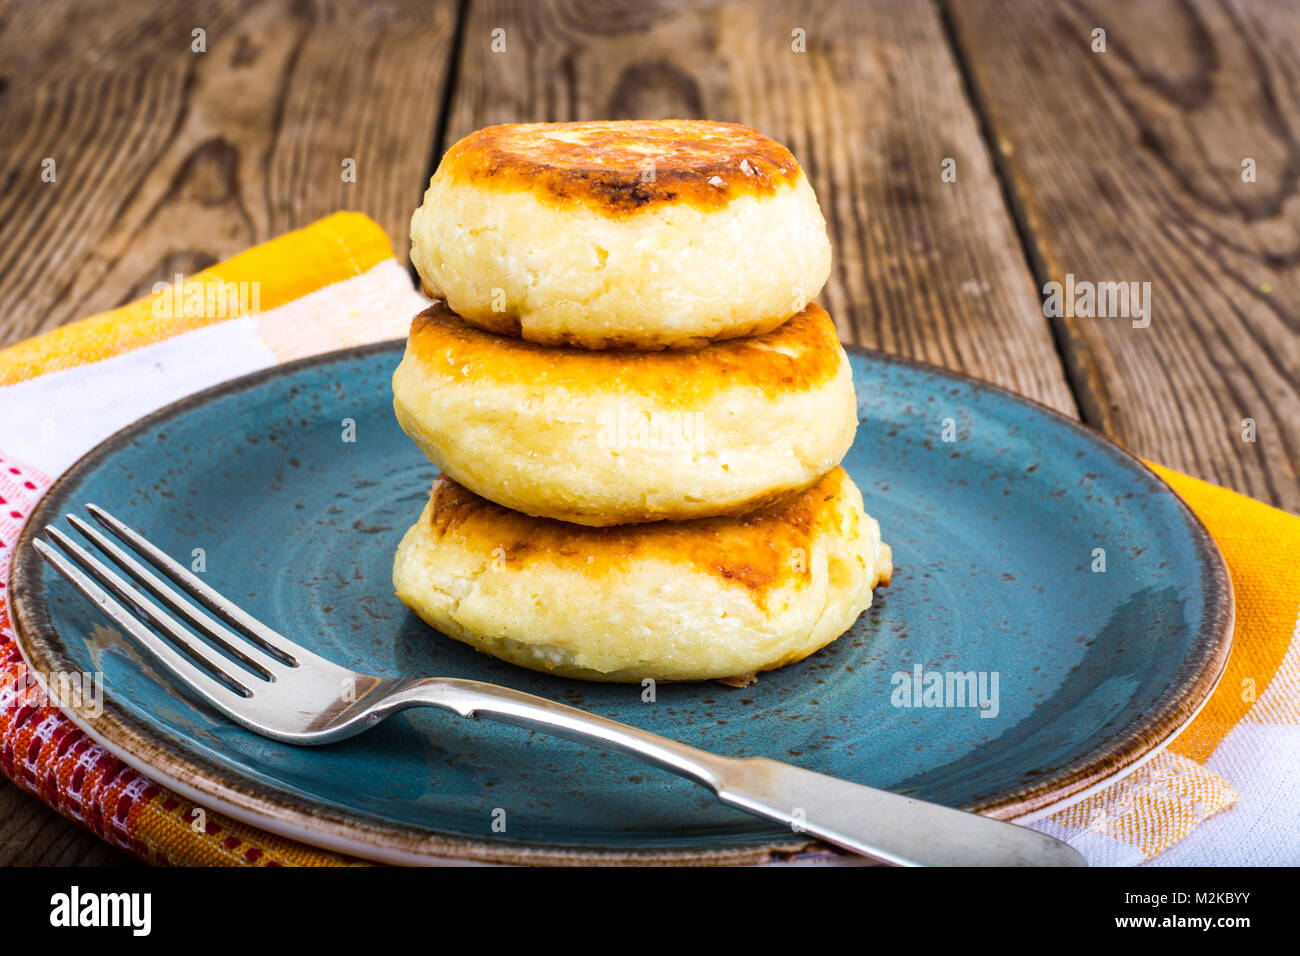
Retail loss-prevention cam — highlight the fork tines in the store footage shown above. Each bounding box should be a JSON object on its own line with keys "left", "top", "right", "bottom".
{"left": 34, "top": 505, "right": 301, "bottom": 707}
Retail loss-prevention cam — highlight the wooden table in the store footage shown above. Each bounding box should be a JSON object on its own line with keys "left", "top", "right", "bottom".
{"left": 1, "top": 0, "right": 1295, "bottom": 865}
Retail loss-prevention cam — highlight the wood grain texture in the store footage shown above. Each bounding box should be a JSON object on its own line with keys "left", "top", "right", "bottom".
{"left": 440, "top": 0, "right": 1078, "bottom": 414}
{"left": 0, "top": 0, "right": 457, "bottom": 345}
{"left": 949, "top": 0, "right": 1300, "bottom": 510}
{"left": 0, "top": 777, "right": 134, "bottom": 865}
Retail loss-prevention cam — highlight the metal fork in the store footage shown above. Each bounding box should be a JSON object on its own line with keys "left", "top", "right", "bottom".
{"left": 34, "top": 504, "right": 1085, "bottom": 866}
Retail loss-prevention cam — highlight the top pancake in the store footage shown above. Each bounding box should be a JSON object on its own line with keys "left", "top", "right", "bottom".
{"left": 411, "top": 119, "right": 831, "bottom": 349}
{"left": 437, "top": 120, "right": 801, "bottom": 215}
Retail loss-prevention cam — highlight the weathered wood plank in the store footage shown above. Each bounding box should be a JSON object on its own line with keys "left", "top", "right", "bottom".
{"left": 441, "top": 0, "right": 1078, "bottom": 414}
{"left": 0, "top": 781, "right": 134, "bottom": 865}
{"left": 0, "top": 0, "right": 458, "bottom": 345}
{"left": 948, "top": 0, "right": 1300, "bottom": 510}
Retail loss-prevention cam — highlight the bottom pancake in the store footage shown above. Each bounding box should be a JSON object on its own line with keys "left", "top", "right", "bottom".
{"left": 392, "top": 468, "right": 892, "bottom": 683}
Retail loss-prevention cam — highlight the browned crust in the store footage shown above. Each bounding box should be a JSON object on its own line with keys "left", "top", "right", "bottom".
{"left": 424, "top": 469, "right": 856, "bottom": 603}
{"left": 405, "top": 302, "right": 845, "bottom": 407}
{"left": 436, "top": 120, "right": 801, "bottom": 214}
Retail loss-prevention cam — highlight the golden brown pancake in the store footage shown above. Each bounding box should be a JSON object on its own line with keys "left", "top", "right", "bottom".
{"left": 391, "top": 302, "right": 859, "bottom": 525}
{"left": 392, "top": 469, "right": 893, "bottom": 682}
{"left": 421, "top": 468, "right": 881, "bottom": 607}
{"left": 408, "top": 119, "right": 833, "bottom": 349}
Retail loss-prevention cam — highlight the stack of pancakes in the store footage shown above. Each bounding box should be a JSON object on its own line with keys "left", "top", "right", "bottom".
{"left": 392, "top": 120, "right": 891, "bottom": 684}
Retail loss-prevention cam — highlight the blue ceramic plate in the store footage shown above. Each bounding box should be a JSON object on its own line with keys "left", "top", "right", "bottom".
{"left": 11, "top": 342, "right": 1233, "bottom": 864}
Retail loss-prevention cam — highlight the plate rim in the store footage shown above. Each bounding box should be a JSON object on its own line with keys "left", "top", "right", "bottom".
{"left": 8, "top": 338, "right": 1235, "bottom": 865}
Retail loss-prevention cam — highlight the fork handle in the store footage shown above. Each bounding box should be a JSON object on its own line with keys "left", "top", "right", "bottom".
{"left": 389, "top": 678, "right": 1084, "bottom": 866}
